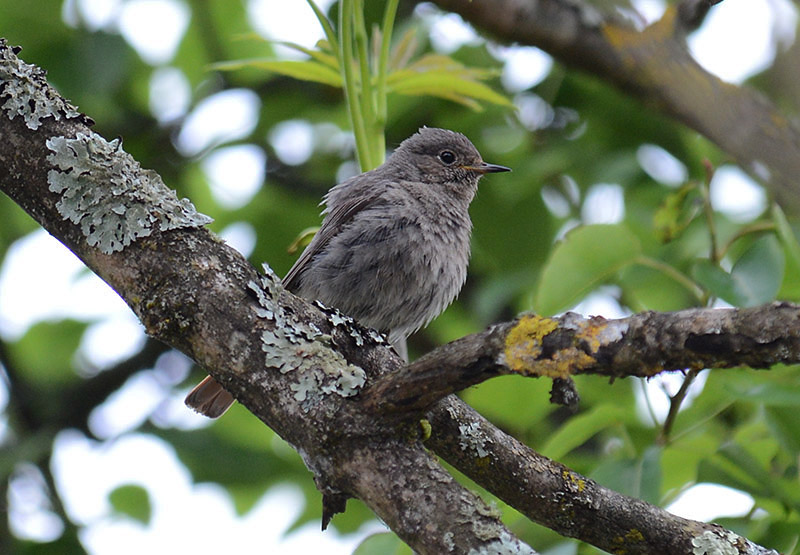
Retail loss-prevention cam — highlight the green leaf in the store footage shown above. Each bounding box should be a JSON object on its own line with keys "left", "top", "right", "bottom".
{"left": 540, "top": 404, "right": 627, "bottom": 460}
{"left": 652, "top": 183, "right": 697, "bottom": 243}
{"left": 591, "top": 446, "right": 662, "bottom": 504}
{"left": 699, "top": 443, "right": 800, "bottom": 510}
{"left": 692, "top": 259, "right": 737, "bottom": 302}
{"left": 728, "top": 234, "right": 784, "bottom": 306}
{"left": 389, "top": 26, "right": 418, "bottom": 70}
{"left": 772, "top": 203, "right": 800, "bottom": 269}
{"left": 388, "top": 72, "right": 512, "bottom": 109}
{"left": 535, "top": 224, "right": 642, "bottom": 315}
{"left": 211, "top": 59, "right": 342, "bottom": 87}
{"left": 305, "top": 0, "right": 339, "bottom": 52}
{"left": 273, "top": 40, "right": 339, "bottom": 69}
{"left": 697, "top": 458, "right": 762, "bottom": 497}
{"left": 402, "top": 53, "right": 495, "bottom": 78}
{"left": 724, "top": 379, "right": 800, "bottom": 407}
{"left": 109, "top": 484, "right": 151, "bottom": 525}
{"left": 386, "top": 54, "right": 511, "bottom": 109}
{"left": 618, "top": 263, "right": 696, "bottom": 311}
{"left": 719, "top": 443, "right": 800, "bottom": 509}
{"left": 693, "top": 234, "right": 784, "bottom": 306}
{"left": 765, "top": 406, "right": 800, "bottom": 456}
{"left": 353, "top": 532, "right": 412, "bottom": 555}
{"left": 773, "top": 203, "right": 800, "bottom": 301}
{"left": 13, "top": 320, "right": 88, "bottom": 386}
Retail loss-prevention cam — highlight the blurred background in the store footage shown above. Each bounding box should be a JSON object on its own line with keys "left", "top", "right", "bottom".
{"left": 2, "top": 0, "right": 800, "bottom": 553}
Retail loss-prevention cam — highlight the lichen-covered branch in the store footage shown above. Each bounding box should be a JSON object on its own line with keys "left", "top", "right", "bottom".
{"left": 427, "top": 0, "right": 800, "bottom": 212}
{"left": 426, "top": 397, "right": 779, "bottom": 555}
{"left": 0, "top": 39, "right": 532, "bottom": 554}
{"left": 363, "top": 306, "right": 800, "bottom": 413}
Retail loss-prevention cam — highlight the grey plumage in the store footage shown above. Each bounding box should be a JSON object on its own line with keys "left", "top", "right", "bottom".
{"left": 186, "top": 127, "right": 509, "bottom": 417}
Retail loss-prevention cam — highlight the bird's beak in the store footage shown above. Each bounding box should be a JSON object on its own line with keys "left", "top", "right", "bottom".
{"left": 465, "top": 162, "right": 511, "bottom": 174}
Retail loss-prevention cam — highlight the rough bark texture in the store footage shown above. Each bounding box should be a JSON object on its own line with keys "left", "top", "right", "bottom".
{"left": 364, "top": 307, "right": 800, "bottom": 413}
{"left": 0, "top": 38, "right": 532, "bottom": 555}
{"left": 427, "top": 0, "right": 800, "bottom": 213}
{"left": 427, "top": 397, "right": 777, "bottom": 555}
{"left": 0, "top": 38, "right": 787, "bottom": 554}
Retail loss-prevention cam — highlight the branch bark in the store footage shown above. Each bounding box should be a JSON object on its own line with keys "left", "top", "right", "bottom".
{"left": 427, "top": 0, "right": 800, "bottom": 212}
{"left": 0, "top": 39, "right": 532, "bottom": 554}
{"left": 363, "top": 306, "right": 800, "bottom": 413}
{"left": 426, "top": 397, "right": 778, "bottom": 555}
{"left": 0, "top": 39, "right": 786, "bottom": 554}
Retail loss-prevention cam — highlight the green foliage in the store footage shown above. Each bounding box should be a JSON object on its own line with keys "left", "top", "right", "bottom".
{"left": 535, "top": 224, "right": 642, "bottom": 315}
{"left": 353, "top": 532, "right": 413, "bottom": 554}
{"left": 213, "top": 0, "right": 511, "bottom": 170}
{"left": 693, "top": 234, "right": 785, "bottom": 307}
{"left": 539, "top": 404, "right": 629, "bottom": 461}
{"left": 108, "top": 484, "right": 151, "bottom": 525}
{"left": 11, "top": 320, "right": 88, "bottom": 386}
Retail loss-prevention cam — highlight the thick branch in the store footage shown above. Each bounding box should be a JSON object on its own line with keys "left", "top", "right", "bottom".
{"left": 429, "top": 0, "right": 800, "bottom": 212}
{"left": 0, "top": 39, "right": 530, "bottom": 554}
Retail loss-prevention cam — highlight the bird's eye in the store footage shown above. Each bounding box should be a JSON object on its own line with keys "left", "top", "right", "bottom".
{"left": 438, "top": 150, "right": 456, "bottom": 165}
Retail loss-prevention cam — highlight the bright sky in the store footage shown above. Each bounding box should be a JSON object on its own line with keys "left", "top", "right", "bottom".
{"left": 2, "top": 0, "right": 797, "bottom": 551}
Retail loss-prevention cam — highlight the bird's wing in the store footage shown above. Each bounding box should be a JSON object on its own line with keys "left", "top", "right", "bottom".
{"left": 282, "top": 185, "right": 383, "bottom": 291}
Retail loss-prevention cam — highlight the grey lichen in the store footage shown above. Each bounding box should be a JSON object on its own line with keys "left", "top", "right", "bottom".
{"left": 690, "top": 529, "right": 779, "bottom": 555}
{"left": 691, "top": 530, "right": 739, "bottom": 555}
{"left": 316, "top": 300, "right": 385, "bottom": 347}
{"left": 46, "top": 132, "right": 212, "bottom": 254}
{"left": 0, "top": 39, "right": 84, "bottom": 130}
{"left": 443, "top": 532, "right": 455, "bottom": 551}
{"left": 250, "top": 265, "right": 367, "bottom": 409}
{"left": 467, "top": 530, "right": 538, "bottom": 555}
{"left": 459, "top": 422, "right": 491, "bottom": 459}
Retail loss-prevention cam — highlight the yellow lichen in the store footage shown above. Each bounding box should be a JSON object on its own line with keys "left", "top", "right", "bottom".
{"left": 504, "top": 314, "right": 557, "bottom": 374}
{"left": 504, "top": 314, "right": 599, "bottom": 379}
{"left": 603, "top": 6, "right": 678, "bottom": 51}
{"left": 418, "top": 418, "right": 432, "bottom": 442}
{"left": 625, "top": 529, "right": 644, "bottom": 543}
{"left": 561, "top": 469, "right": 586, "bottom": 493}
{"left": 610, "top": 528, "right": 645, "bottom": 553}
{"left": 575, "top": 316, "right": 608, "bottom": 354}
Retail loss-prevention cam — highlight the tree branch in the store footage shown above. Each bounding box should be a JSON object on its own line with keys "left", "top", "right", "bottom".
{"left": 363, "top": 306, "right": 800, "bottom": 413}
{"left": 427, "top": 0, "right": 800, "bottom": 212}
{"left": 676, "top": 0, "right": 726, "bottom": 32}
{"left": 426, "top": 396, "right": 779, "bottom": 555}
{"left": 0, "top": 39, "right": 532, "bottom": 554}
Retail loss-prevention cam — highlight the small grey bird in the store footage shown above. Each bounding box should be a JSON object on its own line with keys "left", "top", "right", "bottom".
{"left": 186, "top": 127, "right": 510, "bottom": 417}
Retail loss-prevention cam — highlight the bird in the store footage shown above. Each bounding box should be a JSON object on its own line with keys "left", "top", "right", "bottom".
{"left": 185, "top": 127, "right": 510, "bottom": 417}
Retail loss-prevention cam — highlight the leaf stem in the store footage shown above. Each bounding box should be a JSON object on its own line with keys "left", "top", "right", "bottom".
{"left": 718, "top": 221, "right": 776, "bottom": 260}
{"left": 306, "top": 0, "right": 338, "bottom": 53}
{"left": 376, "top": 0, "right": 399, "bottom": 127}
{"left": 634, "top": 256, "right": 705, "bottom": 302}
{"left": 701, "top": 160, "right": 719, "bottom": 263}
{"left": 339, "top": 0, "right": 370, "bottom": 171}
{"left": 353, "top": 0, "right": 380, "bottom": 168}
{"left": 657, "top": 368, "right": 702, "bottom": 445}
